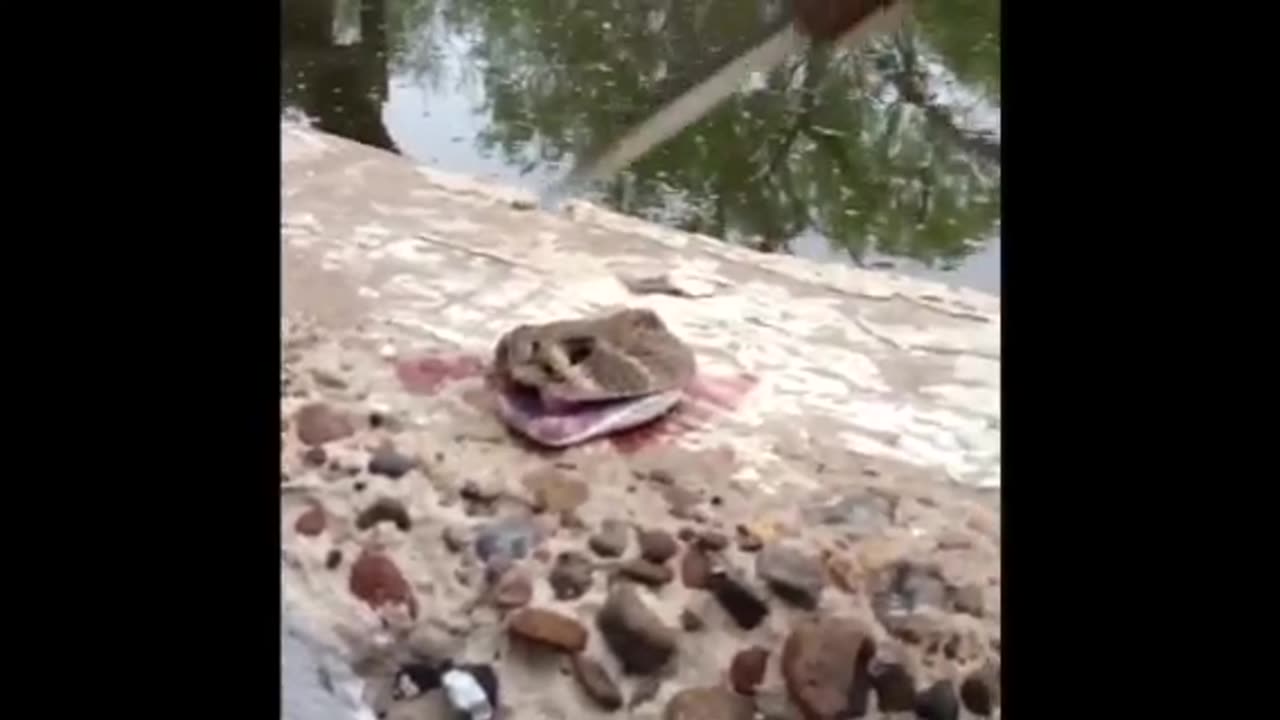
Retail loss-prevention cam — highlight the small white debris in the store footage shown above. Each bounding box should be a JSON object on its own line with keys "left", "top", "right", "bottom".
{"left": 442, "top": 669, "right": 493, "bottom": 720}
{"left": 379, "top": 343, "right": 397, "bottom": 359}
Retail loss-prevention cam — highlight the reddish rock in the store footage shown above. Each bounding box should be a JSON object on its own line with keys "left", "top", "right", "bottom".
{"left": 508, "top": 608, "right": 588, "bottom": 652}
{"left": 663, "top": 686, "right": 753, "bottom": 720}
{"left": 681, "top": 546, "right": 712, "bottom": 589}
{"left": 729, "top": 646, "right": 770, "bottom": 695}
{"left": 349, "top": 551, "right": 417, "bottom": 618}
{"left": 493, "top": 570, "right": 533, "bottom": 609}
{"left": 781, "top": 616, "right": 875, "bottom": 720}
{"left": 294, "top": 505, "right": 327, "bottom": 536}
{"left": 638, "top": 529, "right": 679, "bottom": 563}
{"left": 301, "top": 446, "right": 327, "bottom": 466}
{"left": 619, "top": 558, "right": 675, "bottom": 587}
{"left": 571, "top": 654, "right": 623, "bottom": 710}
{"left": 294, "top": 403, "right": 354, "bottom": 446}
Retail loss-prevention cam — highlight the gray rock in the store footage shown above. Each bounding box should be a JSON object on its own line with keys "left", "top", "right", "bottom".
{"left": 589, "top": 519, "right": 629, "bottom": 558}
{"left": 474, "top": 516, "right": 542, "bottom": 563}
{"left": 596, "top": 584, "right": 677, "bottom": 674}
{"left": 755, "top": 543, "right": 825, "bottom": 609}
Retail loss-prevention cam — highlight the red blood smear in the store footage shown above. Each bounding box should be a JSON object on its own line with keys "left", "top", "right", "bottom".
{"left": 394, "top": 354, "right": 486, "bottom": 394}
{"left": 610, "top": 373, "right": 758, "bottom": 453}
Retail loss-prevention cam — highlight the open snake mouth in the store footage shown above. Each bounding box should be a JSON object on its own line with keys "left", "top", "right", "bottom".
{"left": 495, "top": 383, "right": 683, "bottom": 448}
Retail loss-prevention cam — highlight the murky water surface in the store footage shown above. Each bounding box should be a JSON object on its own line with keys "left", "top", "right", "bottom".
{"left": 283, "top": 0, "right": 1001, "bottom": 294}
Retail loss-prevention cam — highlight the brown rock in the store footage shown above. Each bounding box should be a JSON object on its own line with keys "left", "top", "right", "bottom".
{"left": 523, "top": 468, "right": 589, "bottom": 514}
{"left": 619, "top": 558, "right": 675, "bottom": 587}
{"left": 959, "top": 663, "right": 999, "bottom": 716}
{"left": 729, "top": 646, "right": 770, "bottom": 695}
{"left": 680, "top": 608, "right": 705, "bottom": 632}
{"left": 869, "top": 654, "right": 916, "bottom": 712}
{"left": 571, "top": 654, "right": 623, "bottom": 710}
{"left": 637, "top": 529, "right": 679, "bottom": 563}
{"left": 677, "top": 527, "right": 697, "bottom": 543}
{"left": 663, "top": 686, "right": 753, "bottom": 720}
{"left": 589, "top": 519, "right": 629, "bottom": 558}
{"left": 442, "top": 525, "right": 469, "bottom": 553}
{"left": 355, "top": 498, "right": 412, "bottom": 532}
{"left": 295, "top": 403, "right": 354, "bottom": 446}
{"left": 294, "top": 505, "right": 327, "bottom": 536}
{"left": 681, "top": 546, "right": 712, "bottom": 589}
{"left": 301, "top": 446, "right": 327, "bottom": 467}
{"left": 493, "top": 569, "right": 533, "bottom": 609}
{"left": 629, "top": 676, "right": 662, "bottom": 709}
{"left": 508, "top": 608, "right": 588, "bottom": 652}
{"left": 324, "top": 548, "right": 343, "bottom": 569}
{"left": 781, "top": 616, "right": 875, "bottom": 720}
{"left": 697, "top": 530, "right": 730, "bottom": 551}
{"left": 549, "top": 551, "right": 594, "bottom": 600}
{"left": 597, "top": 584, "right": 677, "bottom": 674}
{"left": 349, "top": 551, "right": 417, "bottom": 618}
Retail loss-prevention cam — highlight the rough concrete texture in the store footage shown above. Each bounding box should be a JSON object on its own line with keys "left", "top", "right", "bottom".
{"left": 281, "top": 122, "right": 1000, "bottom": 720}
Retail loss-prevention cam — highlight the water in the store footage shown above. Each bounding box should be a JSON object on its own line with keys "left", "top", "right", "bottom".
{"left": 282, "top": 0, "right": 1001, "bottom": 295}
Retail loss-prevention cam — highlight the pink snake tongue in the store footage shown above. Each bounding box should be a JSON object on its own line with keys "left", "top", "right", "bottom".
{"left": 495, "top": 386, "right": 683, "bottom": 448}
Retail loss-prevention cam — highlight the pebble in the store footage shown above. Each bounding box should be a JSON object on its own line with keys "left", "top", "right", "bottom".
{"left": 697, "top": 530, "right": 730, "bottom": 551}
{"left": 589, "top": 519, "right": 629, "bottom": 558}
{"left": 475, "top": 516, "right": 542, "bottom": 563}
{"left": 959, "top": 663, "right": 999, "bottom": 716}
{"left": 680, "top": 608, "right": 705, "bottom": 632}
{"left": 570, "top": 654, "right": 623, "bottom": 710}
{"left": 806, "top": 491, "right": 893, "bottom": 538}
{"left": 294, "top": 402, "right": 355, "bottom": 446}
{"left": 628, "top": 675, "right": 662, "bottom": 709}
{"left": 780, "top": 616, "right": 874, "bottom": 720}
{"left": 549, "top": 551, "right": 594, "bottom": 600}
{"left": 869, "top": 656, "right": 916, "bottom": 712}
{"left": 301, "top": 446, "right": 327, "bottom": 467}
{"left": 707, "top": 571, "right": 770, "bottom": 630}
{"left": 619, "top": 558, "right": 674, "bottom": 587}
{"left": 597, "top": 584, "right": 678, "bottom": 674}
{"left": 310, "top": 368, "right": 348, "bottom": 389}
{"left": 680, "top": 546, "right": 712, "bottom": 589}
{"left": 493, "top": 569, "right": 533, "bottom": 609}
{"left": 877, "top": 561, "right": 949, "bottom": 612}
{"left": 368, "top": 444, "right": 418, "bottom": 478}
{"left": 915, "top": 680, "right": 959, "bottom": 720}
{"left": 677, "top": 527, "right": 697, "bottom": 543}
{"left": 355, "top": 498, "right": 412, "bottom": 532}
{"left": 729, "top": 646, "right": 769, "bottom": 695}
{"left": 349, "top": 551, "right": 417, "bottom": 618}
{"left": 443, "top": 525, "right": 470, "bottom": 554}
{"left": 522, "top": 468, "right": 589, "bottom": 514}
{"left": 663, "top": 686, "right": 753, "bottom": 720}
{"left": 508, "top": 608, "right": 588, "bottom": 652}
{"left": 294, "top": 505, "right": 327, "bottom": 536}
{"left": 407, "top": 622, "right": 464, "bottom": 663}
{"left": 756, "top": 542, "right": 826, "bottom": 609}
{"left": 637, "top": 528, "right": 679, "bottom": 563}
{"left": 461, "top": 479, "right": 502, "bottom": 503}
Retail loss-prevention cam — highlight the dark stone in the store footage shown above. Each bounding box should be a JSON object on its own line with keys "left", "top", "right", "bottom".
{"left": 915, "top": 680, "right": 959, "bottom": 720}
{"left": 356, "top": 498, "right": 412, "bottom": 532}
{"left": 707, "top": 571, "right": 769, "bottom": 630}
{"left": 396, "top": 662, "right": 443, "bottom": 698}
{"left": 677, "top": 527, "right": 697, "bottom": 543}
{"left": 549, "top": 551, "right": 594, "bottom": 600}
{"left": 571, "top": 654, "right": 623, "bottom": 710}
{"left": 619, "top": 558, "right": 675, "bottom": 587}
{"left": 870, "top": 658, "right": 916, "bottom": 712}
{"left": 325, "top": 549, "right": 343, "bottom": 569}
{"left": 637, "top": 529, "right": 679, "bottom": 563}
{"left": 959, "top": 664, "right": 999, "bottom": 716}
{"left": 589, "top": 519, "right": 629, "bottom": 558}
{"left": 596, "top": 584, "right": 677, "bottom": 674}
{"left": 368, "top": 444, "right": 418, "bottom": 478}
